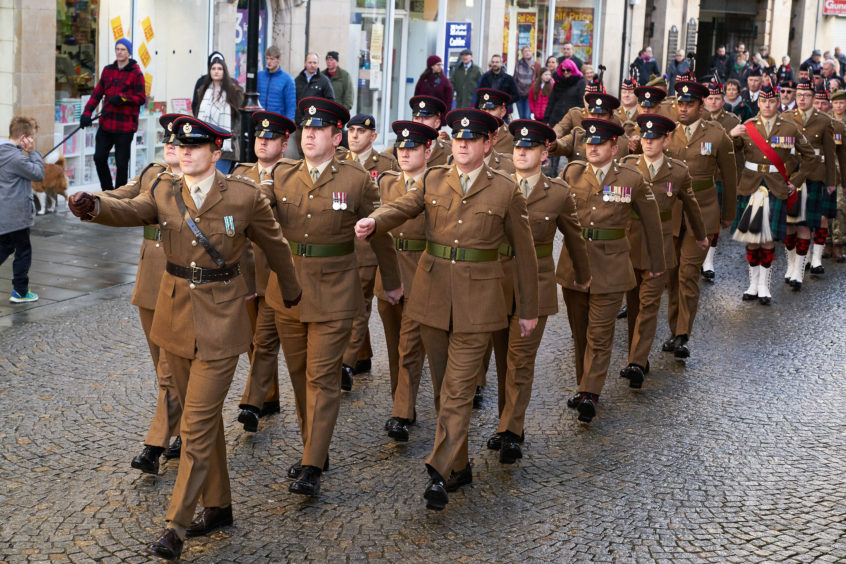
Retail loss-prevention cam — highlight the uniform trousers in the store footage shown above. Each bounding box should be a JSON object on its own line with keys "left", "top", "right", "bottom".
{"left": 562, "top": 289, "right": 624, "bottom": 396}
{"left": 420, "top": 327, "right": 491, "bottom": 477}
{"left": 376, "top": 297, "right": 403, "bottom": 396}
{"left": 342, "top": 265, "right": 376, "bottom": 367}
{"left": 378, "top": 299, "right": 430, "bottom": 421}
{"left": 667, "top": 231, "right": 706, "bottom": 337}
{"left": 495, "top": 315, "right": 548, "bottom": 437}
{"left": 240, "top": 296, "right": 280, "bottom": 409}
{"left": 275, "top": 307, "right": 353, "bottom": 468}
{"left": 164, "top": 353, "right": 239, "bottom": 528}
{"left": 138, "top": 307, "right": 179, "bottom": 448}
{"left": 625, "top": 270, "right": 667, "bottom": 367}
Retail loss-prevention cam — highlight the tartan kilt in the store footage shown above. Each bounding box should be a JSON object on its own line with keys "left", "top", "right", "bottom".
{"left": 731, "top": 191, "right": 787, "bottom": 242}
{"left": 804, "top": 180, "right": 835, "bottom": 228}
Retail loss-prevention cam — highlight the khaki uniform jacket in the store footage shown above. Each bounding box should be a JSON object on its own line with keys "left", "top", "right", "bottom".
{"left": 666, "top": 119, "right": 738, "bottom": 233}
{"left": 557, "top": 160, "right": 665, "bottom": 293}
{"left": 264, "top": 158, "right": 401, "bottom": 322}
{"left": 337, "top": 148, "right": 399, "bottom": 267}
{"left": 735, "top": 115, "right": 816, "bottom": 199}
{"left": 782, "top": 108, "right": 837, "bottom": 185}
{"left": 522, "top": 174, "right": 590, "bottom": 316}
{"left": 551, "top": 127, "right": 630, "bottom": 160}
{"left": 621, "top": 155, "right": 706, "bottom": 270}
{"left": 829, "top": 115, "right": 846, "bottom": 184}
{"left": 102, "top": 162, "right": 168, "bottom": 310}
{"left": 383, "top": 138, "right": 454, "bottom": 167}
{"left": 370, "top": 164, "right": 539, "bottom": 332}
{"left": 90, "top": 171, "right": 302, "bottom": 360}
{"left": 373, "top": 172, "right": 427, "bottom": 301}
{"left": 706, "top": 110, "right": 743, "bottom": 184}
{"left": 553, "top": 106, "right": 624, "bottom": 139}
{"left": 494, "top": 124, "right": 514, "bottom": 154}
{"left": 616, "top": 105, "right": 640, "bottom": 136}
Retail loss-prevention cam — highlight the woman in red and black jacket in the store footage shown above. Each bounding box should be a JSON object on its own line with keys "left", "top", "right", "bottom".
{"left": 79, "top": 39, "right": 146, "bottom": 191}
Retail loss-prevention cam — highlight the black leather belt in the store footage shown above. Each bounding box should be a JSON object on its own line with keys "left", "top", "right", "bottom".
{"left": 166, "top": 261, "right": 241, "bottom": 284}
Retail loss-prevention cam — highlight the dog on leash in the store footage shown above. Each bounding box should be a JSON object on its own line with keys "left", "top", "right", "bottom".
{"left": 32, "top": 155, "right": 68, "bottom": 215}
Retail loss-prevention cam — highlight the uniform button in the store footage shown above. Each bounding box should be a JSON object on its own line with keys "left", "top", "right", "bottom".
{"left": 189, "top": 283, "right": 196, "bottom": 289}
{"left": 399, "top": 232, "right": 404, "bottom": 237}
{"left": 309, "top": 194, "right": 314, "bottom": 199}
{"left": 192, "top": 240, "right": 198, "bottom": 246}
{"left": 592, "top": 206, "right": 596, "bottom": 210}
{"left": 432, "top": 199, "right": 437, "bottom": 204}
{"left": 304, "top": 233, "right": 309, "bottom": 238}
{"left": 451, "top": 259, "right": 456, "bottom": 264}
{"left": 454, "top": 239, "right": 459, "bottom": 244}
{"left": 282, "top": 197, "right": 287, "bottom": 202}
{"left": 462, "top": 200, "right": 467, "bottom": 204}
{"left": 590, "top": 221, "right": 594, "bottom": 225}
{"left": 162, "top": 221, "right": 167, "bottom": 226}
{"left": 545, "top": 216, "right": 550, "bottom": 220}
{"left": 458, "top": 219, "right": 463, "bottom": 224}
{"left": 155, "top": 243, "right": 160, "bottom": 248}
{"left": 306, "top": 213, "right": 311, "bottom": 218}
{"left": 190, "top": 261, "right": 196, "bottom": 267}
{"left": 195, "top": 217, "right": 200, "bottom": 222}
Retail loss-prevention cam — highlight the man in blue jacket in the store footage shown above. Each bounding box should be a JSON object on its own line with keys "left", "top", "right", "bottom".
{"left": 257, "top": 46, "right": 296, "bottom": 121}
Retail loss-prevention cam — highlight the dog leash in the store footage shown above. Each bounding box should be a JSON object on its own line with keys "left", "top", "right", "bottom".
{"left": 44, "top": 113, "right": 101, "bottom": 159}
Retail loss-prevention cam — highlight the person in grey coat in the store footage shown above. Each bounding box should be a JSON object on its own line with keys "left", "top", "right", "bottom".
{"left": 667, "top": 51, "right": 690, "bottom": 92}
{"left": 0, "top": 116, "right": 45, "bottom": 303}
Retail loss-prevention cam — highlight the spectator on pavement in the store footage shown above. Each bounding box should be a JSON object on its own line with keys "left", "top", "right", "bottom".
{"left": 514, "top": 46, "right": 541, "bottom": 118}
{"left": 476, "top": 54, "right": 519, "bottom": 114}
{"left": 798, "top": 62, "right": 811, "bottom": 81}
{"left": 803, "top": 49, "right": 823, "bottom": 74}
{"left": 544, "top": 58, "right": 584, "bottom": 126}
{"left": 257, "top": 46, "right": 296, "bottom": 120}
{"left": 528, "top": 67, "right": 554, "bottom": 121}
{"left": 724, "top": 78, "right": 754, "bottom": 121}
{"left": 778, "top": 79, "right": 797, "bottom": 112}
{"left": 545, "top": 55, "right": 559, "bottom": 75}
{"left": 294, "top": 52, "right": 335, "bottom": 124}
{"left": 823, "top": 51, "right": 840, "bottom": 75}
{"left": 667, "top": 50, "right": 690, "bottom": 92}
{"left": 710, "top": 45, "right": 729, "bottom": 81}
{"left": 758, "top": 46, "right": 775, "bottom": 68}
{"left": 450, "top": 49, "right": 482, "bottom": 109}
{"left": 192, "top": 51, "right": 229, "bottom": 113}
{"left": 822, "top": 59, "right": 842, "bottom": 83}
{"left": 776, "top": 56, "right": 794, "bottom": 83}
{"left": 581, "top": 64, "right": 595, "bottom": 86}
{"left": 726, "top": 52, "right": 750, "bottom": 87}
{"left": 556, "top": 42, "right": 584, "bottom": 72}
{"left": 79, "top": 39, "right": 146, "bottom": 191}
{"left": 633, "top": 48, "right": 660, "bottom": 85}
{"left": 324, "top": 51, "right": 354, "bottom": 110}
{"left": 415, "top": 55, "right": 454, "bottom": 117}
{"left": 193, "top": 56, "right": 243, "bottom": 172}
{"left": 0, "top": 116, "right": 44, "bottom": 304}
{"left": 834, "top": 47, "right": 846, "bottom": 74}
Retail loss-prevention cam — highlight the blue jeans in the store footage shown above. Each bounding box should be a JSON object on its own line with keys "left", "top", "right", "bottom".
{"left": 0, "top": 228, "right": 32, "bottom": 295}
{"left": 516, "top": 96, "right": 531, "bottom": 119}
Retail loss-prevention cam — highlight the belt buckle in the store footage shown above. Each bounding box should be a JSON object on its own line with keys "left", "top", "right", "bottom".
{"left": 191, "top": 266, "right": 203, "bottom": 284}
{"left": 449, "top": 246, "right": 457, "bottom": 261}
{"left": 304, "top": 243, "right": 312, "bottom": 257}
{"left": 758, "top": 164, "right": 769, "bottom": 173}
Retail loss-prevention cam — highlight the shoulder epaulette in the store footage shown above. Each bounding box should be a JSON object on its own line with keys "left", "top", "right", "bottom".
{"left": 227, "top": 174, "right": 261, "bottom": 190}
{"left": 376, "top": 170, "right": 401, "bottom": 187}
{"left": 620, "top": 154, "right": 640, "bottom": 164}
{"left": 561, "top": 160, "right": 587, "bottom": 180}
{"left": 139, "top": 162, "right": 166, "bottom": 185}
{"left": 230, "top": 162, "right": 252, "bottom": 175}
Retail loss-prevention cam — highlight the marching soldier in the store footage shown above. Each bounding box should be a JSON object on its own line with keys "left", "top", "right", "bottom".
{"left": 265, "top": 98, "right": 402, "bottom": 497}
{"left": 779, "top": 79, "right": 797, "bottom": 113}
{"left": 825, "top": 89, "right": 846, "bottom": 261}
{"left": 559, "top": 118, "right": 664, "bottom": 423}
{"left": 69, "top": 116, "right": 302, "bottom": 561}
{"left": 552, "top": 92, "right": 630, "bottom": 162}
{"left": 355, "top": 108, "right": 539, "bottom": 511}
{"left": 728, "top": 85, "right": 815, "bottom": 304}
{"left": 476, "top": 88, "right": 514, "bottom": 154}
{"left": 104, "top": 114, "right": 182, "bottom": 474}
{"left": 410, "top": 95, "right": 453, "bottom": 166}
{"left": 617, "top": 76, "right": 640, "bottom": 135}
{"left": 662, "top": 80, "right": 737, "bottom": 359}
{"left": 234, "top": 110, "right": 297, "bottom": 432}
{"left": 485, "top": 119, "right": 590, "bottom": 463}
{"left": 378, "top": 121, "right": 440, "bottom": 442}
{"left": 619, "top": 115, "right": 707, "bottom": 387}
{"left": 780, "top": 80, "right": 836, "bottom": 281}
{"left": 337, "top": 114, "right": 399, "bottom": 390}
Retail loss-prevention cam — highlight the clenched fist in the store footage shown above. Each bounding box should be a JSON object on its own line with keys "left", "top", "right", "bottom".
{"left": 69, "top": 192, "right": 96, "bottom": 217}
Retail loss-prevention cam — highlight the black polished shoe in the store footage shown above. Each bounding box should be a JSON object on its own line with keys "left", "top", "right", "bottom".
{"left": 341, "top": 364, "right": 354, "bottom": 392}
{"left": 576, "top": 393, "right": 598, "bottom": 423}
{"left": 260, "top": 400, "right": 281, "bottom": 417}
{"left": 131, "top": 445, "right": 162, "bottom": 475}
{"left": 499, "top": 433, "right": 523, "bottom": 464}
{"left": 289, "top": 465, "right": 321, "bottom": 496}
{"left": 164, "top": 436, "right": 181, "bottom": 460}
{"left": 387, "top": 417, "right": 410, "bottom": 442}
{"left": 353, "top": 358, "right": 372, "bottom": 374}
{"left": 486, "top": 432, "right": 502, "bottom": 450}
{"left": 288, "top": 456, "right": 329, "bottom": 479}
{"left": 473, "top": 386, "right": 484, "bottom": 409}
{"left": 237, "top": 407, "right": 260, "bottom": 432}
{"left": 186, "top": 505, "right": 233, "bottom": 538}
{"left": 620, "top": 363, "right": 645, "bottom": 389}
{"left": 445, "top": 464, "right": 473, "bottom": 491}
{"left": 566, "top": 393, "right": 582, "bottom": 409}
{"left": 424, "top": 477, "right": 449, "bottom": 510}
{"left": 144, "top": 528, "right": 183, "bottom": 560}
{"left": 661, "top": 335, "right": 678, "bottom": 352}
{"left": 758, "top": 296, "right": 772, "bottom": 306}
{"left": 790, "top": 279, "right": 802, "bottom": 291}
{"left": 673, "top": 334, "right": 690, "bottom": 360}
{"left": 702, "top": 269, "right": 715, "bottom": 281}
{"left": 810, "top": 265, "right": 824, "bottom": 275}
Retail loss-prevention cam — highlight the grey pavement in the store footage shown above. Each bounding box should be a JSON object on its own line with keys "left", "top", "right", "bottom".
{"left": 1, "top": 211, "right": 845, "bottom": 562}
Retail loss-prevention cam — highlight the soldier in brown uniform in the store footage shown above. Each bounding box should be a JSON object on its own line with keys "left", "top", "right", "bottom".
{"left": 104, "top": 114, "right": 182, "bottom": 474}
{"left": 337, "top": 113, "right": 399, "bottom": 390}
{"left": 700, "top": 81, "right": 743, "bottom": 281}
{"left": 619, "top": 115, "right": 707, "bottom": 387}
{"left": 485, "top": 119, "right": 590, "bottom": 463}
{"left": 559, "top": 118, "right": 664, "bottom": 423}
{"left": 410, "top": 95, "right": 453, "bottom": 166}
{"left": 69, "top": 116, "right": 303, "bottom": 560}
{"left": 552, "top": 93, "right": 630, "bottom": 162}
{"left": 824, "top": 89, "right": 846, "bottom": 261}
{"left": 265, "top": 98, "right": 402, "bottom": 497}
{"left": 617, "top": 76, "right": 640, "bottom": 135}
{"left": 476, "top": 88, "right": 514, "bottom": 154}
{"left": 662, "top": 81, "right": 737, "bottom": 359}
{"left": 727, "top": 85, "right": 816, "bottom": 304}
{"left": 780, "top": 80, "right": 837, "bottom": 282}
{"left": 379, "top": 121, "right": 440, "bottom": 442}
{"left": 233, "top": 111, "right": 297, "bottom": 432}
{"left": 355, "top": 108, "right": 539, "bottom": 511}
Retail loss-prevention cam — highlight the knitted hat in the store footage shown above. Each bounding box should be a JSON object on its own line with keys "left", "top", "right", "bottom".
{"left": 115, "top": 38, "right": 132, "bottom": 55}
{"left": 427, "top": 55, "right": 442, "bottom": 68}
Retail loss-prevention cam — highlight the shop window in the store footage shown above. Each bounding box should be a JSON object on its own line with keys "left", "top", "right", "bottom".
{"left": 56, "top": 0, "right": 99, "bottom": 99}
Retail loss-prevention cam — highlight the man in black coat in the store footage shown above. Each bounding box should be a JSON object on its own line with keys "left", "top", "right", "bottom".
{"left": 556, "top": 42, "right": 585, "bottom": 71}
{"left": 633, "top": 48, "right": 660, "bottom": 85}
{"left": 294, "top": 52, "right": 336, "bottom": 124}
{"left": 475, "top": 54, "right": 519, "bottom": 116}
{"left": 709, "top": 46, "right": 729, "bottom": 82}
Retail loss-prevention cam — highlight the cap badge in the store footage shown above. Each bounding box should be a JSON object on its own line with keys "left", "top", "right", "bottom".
{"left": 419, "top": 101, "right": 426, "bottom": 108}
{"left": 682, "top": 85, "right": 689, "bottom": 93}
{"left": 365, "top": 118, "right": 371, "bottom": 126}
{"left": 461, "top": 117, "right": 470, "bottom": 127}
{"left": 167, "top": 122, "right": 173, "bottom": 131}
{"left": 589, "top": 125, "right": 597, "bottom": 134}
{"left": 596, "top": 99, "right": 603, "bottom": 105}
{"left": 483, "top": 93, "right": 490, "bottom": 100}
{"left": 262, "top": 119, "right": 270, "bottom": 127}
{"left": 401, "top": 128, "right": 410, "bottom": 138}
{"left": 645, "top": 92, "right": 651, "bottom": 99}
{"left": 520, "top": 127, "right": 529, "bottom": 136}
{"left": 308, "top": 105, "right": 317, "bottom": 115}
{"left": 183, "top": 124, "right": 192, "bottom": 134}
{"left": 646, "top": 120, "right": 653, "bottom": 129}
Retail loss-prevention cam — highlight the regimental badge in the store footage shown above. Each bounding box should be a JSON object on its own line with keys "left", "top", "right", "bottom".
{"left": 183, "top": 124, "right": 192, "bottom": 134}
{"left": 589, "top": 125, "right": 597, "bottom": 134}
{"left": 483, "top": 93, "right": 490, "bottom": 101}
{"left": 308, "top": 105, "right": 317, "bottom": 115}
{"left": 596, "top": 98, "right": 603, "bottom": 106}
{"left": 365, "top": 118, "right": 371, "bottom": 126}
{"left": 223, "top": 216, "right": 235, "bottom": 237}
{"left": 520, "top": 127, "right": 529, "bottom": 136}
{"left": 262, "top": 119, "right": 270, "bottom": 127}
{"left": 700, "top": 141, "right": 712, "bottom": 155}
{"left": 645, "top": 92, "right": 651, "bottom": 99}
{"left": 419, "top": 101, "right": 426, "bottom": 108}
{"left": 682, "top": 85, "right": 689, "bottom": 93}
{"left": 402, "top": 128, "right": 410, "bottom": 138}
{"left": 646, "top": 120, "right": 653, "bottom": 129}
{"left": 167, "top": 122, "right": 174, "bottom": 132}
{"left": 461, "top": 117, "right": 470, "bottom": 127}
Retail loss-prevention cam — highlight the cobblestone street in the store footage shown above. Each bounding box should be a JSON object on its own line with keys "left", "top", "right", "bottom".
{"left": 1, "top": 213, "right": 845, "bottom": 563}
